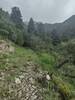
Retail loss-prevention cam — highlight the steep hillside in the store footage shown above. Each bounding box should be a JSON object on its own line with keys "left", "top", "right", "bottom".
{"left": 0, "top": 39, "right": 43, "bottom": 100}
{"left": 0, "top": 7, "right": 75, "bottom": 100}
{"left": 0, "top": 39, "right": 75, "bottom": 100}
{"left": 43, "top": 15, "right": 75, "bottom": 39}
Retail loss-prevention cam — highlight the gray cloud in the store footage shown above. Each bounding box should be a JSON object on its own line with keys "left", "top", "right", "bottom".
{"left": 0, "top": 0, "right": 75, "bottom": 23}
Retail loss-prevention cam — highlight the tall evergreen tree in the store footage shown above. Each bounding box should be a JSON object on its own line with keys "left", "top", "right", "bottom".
{"left": 28, "top": 18, "right": 35, "bottom": 33}
{"left": 37, "top": 22, "right": 45, "bottom": 33}
{"left": 10, "top": 7, "right": 23, "bottom": 28}
{"left": 51, "top": 29, "right": 60, "bottom": 45}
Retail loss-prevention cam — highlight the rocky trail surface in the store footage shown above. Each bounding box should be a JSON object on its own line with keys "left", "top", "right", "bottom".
{"left": 0, "top": 40, "right": 44, "bottom": 100}
{"left": 0, "top": 61, "right": 43, "bottom": 100}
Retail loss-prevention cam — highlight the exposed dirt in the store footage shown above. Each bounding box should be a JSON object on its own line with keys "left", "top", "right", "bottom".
{"left": 0, "top": 61, "right": 44, "bottom": 100}
{"left": 0, "top": 40, "right": 14, "bottom": 53}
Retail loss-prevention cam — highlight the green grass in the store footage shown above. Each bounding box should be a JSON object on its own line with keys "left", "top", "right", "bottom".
{"left": 0, "top": 40, "right": 75, "bottom": 100}
{"left": 37, "top": 52, "right": 56, "bottom": 72}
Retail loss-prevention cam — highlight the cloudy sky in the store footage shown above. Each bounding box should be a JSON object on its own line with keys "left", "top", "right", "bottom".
{"left": 0, "top": 0, "right": 75, "bottom": 23}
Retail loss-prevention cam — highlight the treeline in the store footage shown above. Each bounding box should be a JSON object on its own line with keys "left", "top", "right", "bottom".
{"left": 0, "top": 7, "right": 75, "bottom": 52}
{"left": 0, "top": 7, "right": 61, "bottom": 51}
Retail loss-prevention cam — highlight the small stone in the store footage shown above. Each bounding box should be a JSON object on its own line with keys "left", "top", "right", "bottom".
{"left": 46, "top": 74, "right": 51, "bottom": 81}
{"left": 29, "top": 77, "right": 35, "bottom": 84}
{"left": 15, "top": 78, "right": 21, "bottom": 84}
{"left": 19, "top": 75, "right": 24, "bottom": 79}
{"left": 9, "top": 46, "right": 14, "bottom": 53}
{"left": 1, "top": 72, "right": 5, "bottom": 76}
{"left": 32, "top": 85, "right": 36, "bottom": 89}
{"left": 31, "top": 95, "right": 37, "bottom": 100}
{"left": 18, "top": 91, "right": 22, "bottom": 98}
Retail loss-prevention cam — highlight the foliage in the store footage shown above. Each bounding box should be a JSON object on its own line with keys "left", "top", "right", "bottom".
{"left": 0, "top": 7, "right": 75, "bottom": 100}
{"left": 28, "top": 18, "right": 35, "bottom": 33}
{"left": 52, "top": 74, "right": 73, "bottom": 100}
{"left": 51, "top": 29, "right": 61, "bottom": 46}
{"left": 10, "top": 7, "right": 23, "bottom": 28}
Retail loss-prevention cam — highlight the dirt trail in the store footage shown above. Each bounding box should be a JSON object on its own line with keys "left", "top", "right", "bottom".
{"left": 0, "top": 61, "right": 43, "bottom": 100}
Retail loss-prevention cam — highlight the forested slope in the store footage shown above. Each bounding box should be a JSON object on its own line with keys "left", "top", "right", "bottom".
{"left": 0, "top": 7, "right": 75, "bottom": 100}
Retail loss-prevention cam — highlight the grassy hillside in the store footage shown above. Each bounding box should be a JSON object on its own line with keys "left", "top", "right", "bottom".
{"left": 0, "top": 8, "right": 75, "bottom": 100}
{"left": 0, "top": 39, "right": 75, "bottom": 100}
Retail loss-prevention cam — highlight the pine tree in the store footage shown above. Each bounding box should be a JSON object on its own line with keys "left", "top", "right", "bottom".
{"left": 28, "top": 18, "right": 35, "bottom": 33}
{"left": 10, "top": 7, "right": 23, "bottom": 28}
{"left": 51, "top": 29, "right": 60, "bottom": 45}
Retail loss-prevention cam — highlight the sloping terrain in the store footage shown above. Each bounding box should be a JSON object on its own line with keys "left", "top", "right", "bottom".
{"left": 0, "top": 40, "right": 43, "bottom": 100}
{"left": 43, "top": 15, "right": 75, "bottom": 39}
{"left": 0, "top": 8, "right": 75, "bottom": 100}
{"left": 0, "top": 62, "right": 43, "bottom": 100}
{"left": 0, "top": 39, "right": 75, "bottom": 100}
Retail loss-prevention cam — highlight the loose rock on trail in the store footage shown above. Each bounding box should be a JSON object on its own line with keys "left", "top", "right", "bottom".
{"left": 0, "top": 61, "right": 43, "bottom": 100}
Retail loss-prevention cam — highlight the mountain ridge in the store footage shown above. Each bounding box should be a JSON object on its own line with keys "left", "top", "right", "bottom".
{"left": 42, "top": 15, "right": 75, "bottom": 38}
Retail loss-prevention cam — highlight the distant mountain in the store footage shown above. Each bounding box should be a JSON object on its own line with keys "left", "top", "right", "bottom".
{"left": 24, "top": 15, "right": 75, "bottom": 39}
{"left": 41, "top": 15, "right": 75, "bottom": 39}
{"left": 64, "top": 15, "right": 75, "bottom": 24}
